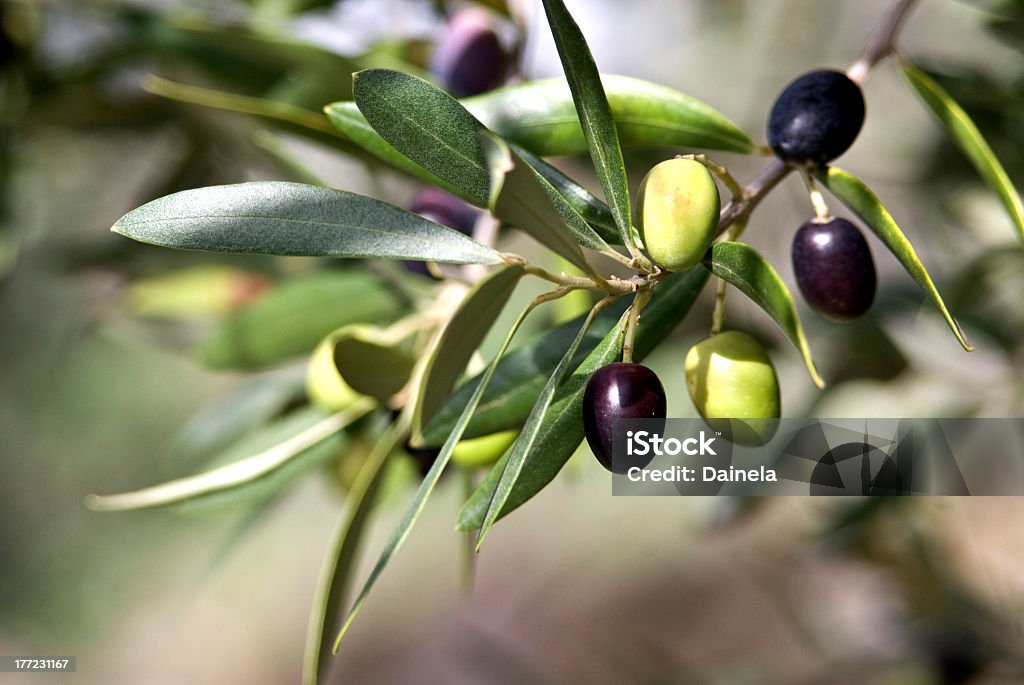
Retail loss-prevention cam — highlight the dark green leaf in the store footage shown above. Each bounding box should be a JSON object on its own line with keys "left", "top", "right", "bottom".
{"left": 330, "top": 326, "right": 416, "bottom": 401}
{"left": 421, "top": 299, "right": 629, "bottom": 445}
{"left": 324, "top": 102, "right": 476, "bottom": 203}
{"left": 477, "top": 299, "right": 619, "bottom": 547}
{"left": 333, "top": 294, "right": 551, "bottom": 651}
{"left": 706, "top": 242, "right": 825, "bottom": 388}
{"left": 412, "top": 265, "right": 525, "bottom": 441}
{"left": 464, "top": 75, "right": 755, "bottom": 155}
{"left": 200, "top": 270, "right": 405, "bottom": 369}
{"left": 540, "top": 0, "right": 634, "bottom": 249}
{"left": 901, "top": 60, "right": 1024, "bottom": 243}
{"left": 304, "top": 419, "right": 400, "bottom": 685}
{"left": 113, "top": 181, "right": 503, "bottom": 264}
{"left": 353, "top": 69, "right": 491, "bottom": 206}
{"left": 483, "top": 135, "right": 608, "bottom": 271}
{"left": 457, "top": 268, "right": 710, "bottom": 530}
{"left": 817, "top": 166, "right": 973, "bottom": 352}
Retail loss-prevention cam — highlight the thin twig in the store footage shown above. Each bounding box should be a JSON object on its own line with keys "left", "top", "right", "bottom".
{"left": 847, "top": 0, "right": 920, "bottom": 84}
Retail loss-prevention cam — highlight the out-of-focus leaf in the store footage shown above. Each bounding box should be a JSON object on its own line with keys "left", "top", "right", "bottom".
{"left": 86, "top": 402, "right": 374, "bottom": 512}
{"left": 457, "top": 267, "right": 711, "bottom": 529}
{"left": 353, "top": 69, "right": 491, "bottom": 206}
{"left": 304, "top": 419, "right": 400, "bottom": 685}
{"left": 127, "top": 264, "right": 271, "bottom": 318}
{"left": 482, "top": 134, "right": 606, "bottom": 272}
{"left": 412, "top": 265, "right": 525, "bottom": 442}
{"left": 901, "top": 60, "right": 1024, "bottom": 243}
{"left": 817, "top": 166, "right": 973, "bottom": 352}
{"left": 464, "top": 75, "right": 755, "bottom": 156}
{"left": 166, "top": 369, "right": 307, "bottom": 466}
{"left": 706, "top": 242, "right": 825, "bottom": 388}
{"left": 476, "top": 300, "right": 622, "bottom": 547}
{"left": 144, "top": 76, "right": 351, "bottom": 150}
{"left": 200, "top": 270, "right": 405, "bottom": 369}
{"left": 539, "top": 0, "right": 635, "bottom": 250}
{"left": 113, "top": 182, "right": 504, "bottom": 264}
{"left": 332, "top": 292, "right": 551, "bottom": 651}
{"left": 324, "top": 101, "right": 474, "bottom": 202}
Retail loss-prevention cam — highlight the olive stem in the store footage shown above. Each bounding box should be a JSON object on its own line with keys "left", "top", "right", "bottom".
{"left": 710, "top": 220, "right": 746, "bottom": 336}
{"left": 680, "top": 153, "right": 744, "bottom": 201}
{"left": 802, "top": 171, "right": 832, "bottom": 222}
{"left": 622, "top": 288, "right": 653, "bottom": 364}
{"left": 847, "top": 0, "right": 920, "bottom": 85}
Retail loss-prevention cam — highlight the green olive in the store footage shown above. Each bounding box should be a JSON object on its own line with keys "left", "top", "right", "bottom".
{"left": 637, "top": 158, "right": 720, "bottom": 271}
{"left": 306, "top": 335, "right": 361, "bottom": 412}
{"left": 451, "top": 430, "right": 518, "bottom": 467}
{"left": 684, "top": 331, "right": 780, "bottom": 446}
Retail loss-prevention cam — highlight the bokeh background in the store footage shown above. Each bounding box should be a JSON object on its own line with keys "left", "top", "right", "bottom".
{"left": 2, "top": 0, "right": 1024, "bottom": 683}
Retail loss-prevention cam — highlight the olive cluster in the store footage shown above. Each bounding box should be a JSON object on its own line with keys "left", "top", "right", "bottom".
{"left": 584, "top": 68, "right": 883, "bottom": 471}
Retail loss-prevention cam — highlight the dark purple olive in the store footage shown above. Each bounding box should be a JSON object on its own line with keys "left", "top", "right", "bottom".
{"left": 583, "top": 363, "right": 667, "bottom": 474}
{"left": 430, "top": 7, "right": 508, "bottom": 97}
{"left": 792, "top": 217, "right": 876, "bottom": 322}
{"left": 404, "top": 188, "right": 479, "bottom": 277}
{"left": 767, "top": 69, "right": 865, "bottom": 165}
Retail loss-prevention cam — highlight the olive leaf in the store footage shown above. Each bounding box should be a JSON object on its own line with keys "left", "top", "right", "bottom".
{"left": 323, "top": 101, "right": 622, "bottom": 245}
{"left": 476, "top": 299, "right": 624, "bottom": 549}
{"left": 304, "top": 420, "right": 402, "bottom": 685}
{"left": 540, "top": 0, "right": 635, "bottom": 251}
{"left": 331, "top": 293, "right": 563, "bottom": 652}
{"left": 457, "top": 267, "right": 710, "bottom": 530}
{"left": 85, "top": 401, "right": 375, "bottom": 512}
{"left": 353, "top": 69, "right": 492, "bottom": 206}
{"left": 112, "top": 182, "right": 504, "bottom": 264}
{"left": 324, "top": 101, "right": 475, "bottom": 203}
{"left": 816, "top": 166, "right": 973, "bottom": 352}
{"left": 705, "top": 242, "right": 826, "bottom": 388}
{"left": 200, "top": 270, "right": 405, "bottom": 369}
{"left": 420, "top": 300, "right": 631, "bottom": 445}
{"left": 900, "top": 60, "right": 1024, "bottom": 243}
{"left": 329, "top": 326, "right": 416, "bottom": 401}
{"left": 464, "top": 75, "right": 755, "bottom": 155}
{"left": 411, "top": 265, "right": 525, "bottom": 443}
{"left": 482, "top": 134, "right": 611, "bottom": 272}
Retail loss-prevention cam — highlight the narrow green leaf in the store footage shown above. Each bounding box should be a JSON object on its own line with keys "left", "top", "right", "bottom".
{"left": 817, "top": 166, "right": 973, "bottom": 351}
{"left": 901, "top": 61, "right": 1024, "bottom": 243}
{"left": 706, "top": 242, "right": 825, "bottom": 388}
{"left": 330, "top": 326, "right": 416, "bottom": 401}
{"left": 323, "top": 101, "right": 622, "bottom": 244}
{"left": 464, "top": 75, "right": 755, "bottom": 155}
{"left": 85, "top": 401, "right": 375, "bottom": 512}
{"left": 113, "top": 182, "right": 503, "bottom": 264}
{"left": 324, "top": 101, "right": 477, "bottom": 204}
{"left": 482, "top": 134, "right": 607, "bottom": 271}
{"left": 333, "top": 294, "right": 556, "bottom": 650}
{"left": 421, "top": 300, "right": 629, "bottom": 445}
{"left": 457, "top": 268, "right": 710, "bottom": 530}
{"left": 477, "top": 299, "right": 621, "bottom": 548}
{"left": 353, "top": 69, "right": 491, "bottom": 206}
{"left": 199, "top": 270, "right": 405, "bottom": 370}
{"left": 411, "top": 265, "right": 525, "bottom": 441}
{"left": 540, "top": 0, "right": 634, "bottom": 249}
{"left": 304, "top": 419, "right": 402, "bottom": 685}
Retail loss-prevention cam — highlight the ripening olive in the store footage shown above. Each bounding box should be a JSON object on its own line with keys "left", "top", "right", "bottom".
{"left": 767, "top": 69, "right": 865, "bottom": 165}
{"left": 792, "top": 217, "right": 876, "bottom": 322}
{"left": 685, "top": 332, "right": 780, "bottom": 446}
{"left": 637, "top": 158, "right": 720, "bottom": 272}
{"left": 583, "top": 363, "right": 667, "bottom": 473}
{"left": 430, "top": 7, "right": 508, "bottom": 97}
{"left": 306, "top": 336, "right": 361, "bottom": 412}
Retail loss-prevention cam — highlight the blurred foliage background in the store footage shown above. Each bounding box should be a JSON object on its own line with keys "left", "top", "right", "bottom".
{"left": 2, "top": 0, "right": 1024, "bottom": 682}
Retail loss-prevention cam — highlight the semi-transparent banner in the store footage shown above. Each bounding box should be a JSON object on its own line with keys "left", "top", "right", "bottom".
{"left": 610, "top": 419, "right": 1024, "bottom": 495}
